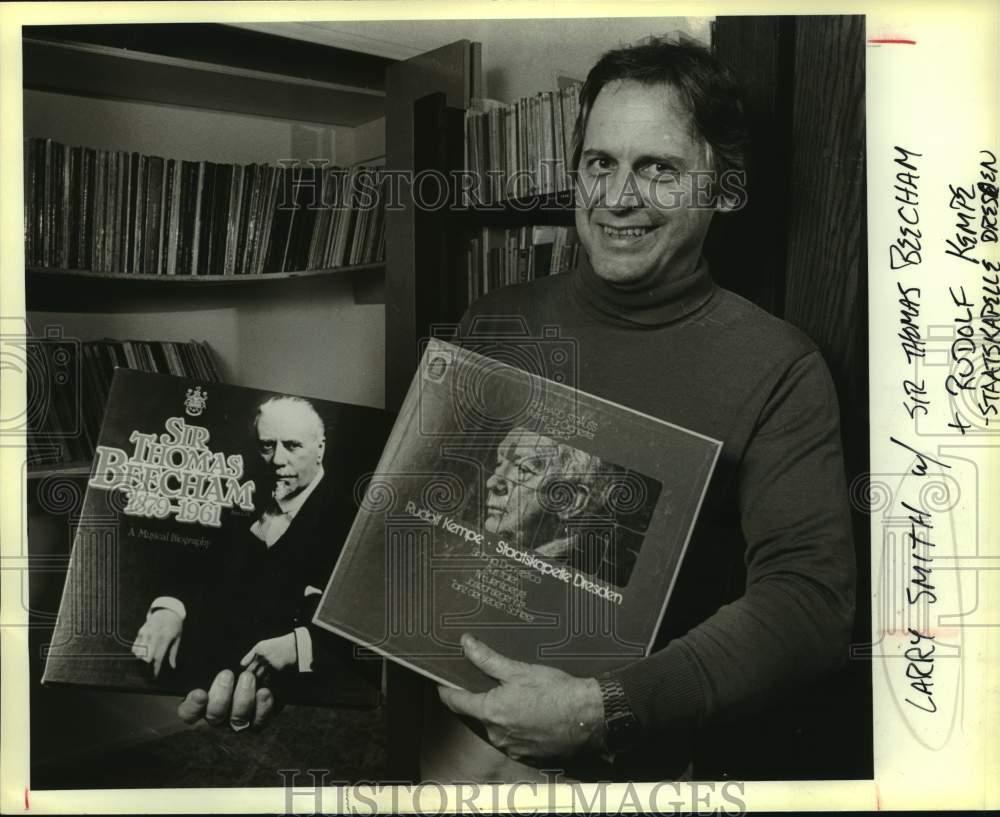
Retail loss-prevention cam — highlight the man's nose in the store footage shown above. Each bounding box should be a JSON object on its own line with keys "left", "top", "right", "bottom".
{"left": 273, "top": 443, "right": 290, "bottom": 467}
{"left": 602, "top": 168, "right": 642, "bottom": 211}
{"left": 487, "top": 469, "right": 508, "bottom": 492}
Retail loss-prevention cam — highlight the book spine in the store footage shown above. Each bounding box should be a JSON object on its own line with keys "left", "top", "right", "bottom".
{"left": 133, "top": 154, "right": 147, "bottom": 274}
{"left": 195, "top": 162, "right": 215, "bottom": 276}
{"left": 114, "top": 151, "right": 125, "bottom": 273}
{"left": 225, "top": 165, "right": 244, "bottom": 275}
{"left": 58, "top": 142, "right": 71, "bottom": 268}
{"left": 165, "top": 160, "right": 181, "bottom": 276}
{"left": 213, "top": 163, "right": 231, "bottom": 275}
{"left": 92, "top": 148, "right": 106, "bottom": 272}
{"left": 156, "top": 157, "right": 168, "bottom": 275}
{"left": 190, "top": 161, "right": 205, "bottom": 275}
{"left": 67, "top": 145, "right": 83, "bottom": 269}
{"left": 177, "top": 160, "right": 198, "bottom": 275}
{"left": 236, "top": 164, "right": 256, "bottom": 274}
{"left": 160, "top": 158, "right": 174, "bottom": 275}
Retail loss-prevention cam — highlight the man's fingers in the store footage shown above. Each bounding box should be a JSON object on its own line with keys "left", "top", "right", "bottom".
{"left": 253, "top": 687, "right": 276, "bottom": 728}
{"left": 460, "top": 634, "right": 522, "bottom": 682}
{"left": 204, "top": 669, "right": 234, "bottom": 725}
{"left": 229, "top": 671, "right": 256, "bottom": 731}
{"left": 151, "top": 637, "right": 169, "bottom": 677}
{"left": 168, "top": 636, "right": 181, "bottom": 670}
{"left": 438, "top": 685, "right": 488, "bottom": 720}
{"left": 177, "top": 688, "right": 209, "bottom": 724}
{"left": 240, "top": 647, "right": 257, "bottom": 667}
{"left": 132, "top": 629, "right": 150, "bottom": 661}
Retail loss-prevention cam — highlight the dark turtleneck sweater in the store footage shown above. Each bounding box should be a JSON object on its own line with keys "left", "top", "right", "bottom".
{"left": 432, "top": 254, "right": 855, "bottom": 780}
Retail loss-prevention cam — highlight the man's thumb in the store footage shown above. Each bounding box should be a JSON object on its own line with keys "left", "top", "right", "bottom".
{"left": 461, "top": 634, "right": 522, "bottom": 681}
{"left": 169, "top": 636, "right": 181, "bottom": 669}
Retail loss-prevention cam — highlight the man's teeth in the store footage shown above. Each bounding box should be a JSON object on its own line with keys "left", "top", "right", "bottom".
{"left": 601, "top": 225, "right": 652, "bottom": 238}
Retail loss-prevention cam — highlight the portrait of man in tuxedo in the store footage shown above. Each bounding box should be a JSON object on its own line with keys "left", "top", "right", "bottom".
{"left": 130, "top": 395, "right": 355, "bottom": 710}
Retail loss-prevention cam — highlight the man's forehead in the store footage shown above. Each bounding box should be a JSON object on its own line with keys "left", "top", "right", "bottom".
{"left": 584, "top": 79, "right": 703, "bottom": 152}
{"left": 502, "top": 431, "right": 559, "bottom": 458}
{"left": 257, "top": 401, "right": 321, "bottom": 437}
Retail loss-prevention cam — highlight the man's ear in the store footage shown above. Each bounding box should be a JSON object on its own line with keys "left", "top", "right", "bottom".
{"left": 317, "top": 436, "right": 326, "bottom": 461}
{"left": 714, "top": 192, "right": 741, "bottom": 213}
{"left": 558, "top": 484, "right": 591, "bottom": 521}
{"left": 713, "top": 169, "right": 747, "bottom": 214}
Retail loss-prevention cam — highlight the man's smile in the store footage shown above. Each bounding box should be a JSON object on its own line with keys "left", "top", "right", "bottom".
{"left": 599, "top": 224, "right": 655, "bottom": 239}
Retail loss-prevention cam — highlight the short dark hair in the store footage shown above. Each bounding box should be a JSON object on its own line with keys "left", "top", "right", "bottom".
{"left": 571, "top": 36, "right": 748, "bottom": 180}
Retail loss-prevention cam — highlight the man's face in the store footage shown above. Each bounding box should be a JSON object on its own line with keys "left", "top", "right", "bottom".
{"left": 484, "top": 430, "right": 559, "bottom": 540}
{"left": 575, "top": 79, "right": 717, "bottom": 286}
{"left": 256, "top": 401, "right": 325, "bottom": 501}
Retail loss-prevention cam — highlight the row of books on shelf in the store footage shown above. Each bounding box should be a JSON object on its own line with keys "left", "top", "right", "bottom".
{"left": 28, "top": 338, "right": 221, "bottom": 467}
{"left": 23, "top": 137, "right": 388, "bottom": 277}
{"left": 466, "top": 225, "right": 580, "bottom": 302}
{"left": 464, "top": 83, "right": 581, "bottom": 205}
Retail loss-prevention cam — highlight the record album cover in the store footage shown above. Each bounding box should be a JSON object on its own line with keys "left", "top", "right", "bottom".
{"left": 314, "top": 339, "right": 721, "bottom": 691}
{"left": 42, "top": 368, "right": 391, "bottom": 707}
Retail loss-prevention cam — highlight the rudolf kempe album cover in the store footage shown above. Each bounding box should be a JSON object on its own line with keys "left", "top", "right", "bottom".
{"left": 42, "top": 369, "right": 391, "bottom": 707}
{"left": 314, "top": 339, "right": 722, "bottom": 692}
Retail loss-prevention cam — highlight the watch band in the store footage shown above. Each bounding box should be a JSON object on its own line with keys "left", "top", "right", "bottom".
{"left": 597, "top": 673, "right": 640, "bottom": 754}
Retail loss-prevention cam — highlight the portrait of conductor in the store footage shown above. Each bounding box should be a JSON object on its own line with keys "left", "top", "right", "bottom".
{"left": 132, "top": 395, "right": 353, "bottom": 728}
{"left": 177, "top": 35, "right": 857, "bottom": 781}
{"left": 484, "top": 426, "right": 638, "bottom": 584}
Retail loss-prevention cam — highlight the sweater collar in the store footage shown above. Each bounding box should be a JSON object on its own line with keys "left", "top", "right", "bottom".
{"left": 570, "top": 250, "right": 716, "bottom": 327}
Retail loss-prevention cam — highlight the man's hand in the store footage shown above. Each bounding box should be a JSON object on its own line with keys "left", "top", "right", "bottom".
{"left": 240, "top": 632, "right": 297, "bottom": 678}
{"left": 132, "top": 608, "right": 183, "bottom": 677}
{"left": 177, "top": 669, "right": 279, "bottom": 732}
{"left": 437, "top": 634, "right": 605, "bottom": 763}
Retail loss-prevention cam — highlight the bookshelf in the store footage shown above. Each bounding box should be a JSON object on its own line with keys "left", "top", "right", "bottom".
{"left": 24, "top": 25, "right": 389, "bottom": 437}
{"left": 23, "top": 23, "right": 395, "bottom": 784}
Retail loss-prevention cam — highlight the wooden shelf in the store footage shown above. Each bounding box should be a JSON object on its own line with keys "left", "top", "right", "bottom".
{"left": 27, "top": 461, "right": 92, "bottom": 480}
{"left": 26, "top": 263, "right": 386, "bottom": 308}
{"left": 27, "top": 263, "right": 384, "bottom": 286}
{"left": 23, "top": 36, "right": 386, "bottom": 127}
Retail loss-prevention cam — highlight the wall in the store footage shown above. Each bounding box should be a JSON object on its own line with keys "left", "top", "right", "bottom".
{"left": 260, "top": 17, "right": 711, "bottom": 103}
{"left": 478, "top": 17, "right": 711, "bottom": 101}
{"left": 341, "top": 116, "right": 386, "bottom": 165}
{"left": 23, "top": 90, "right": 386, "bottom": 409}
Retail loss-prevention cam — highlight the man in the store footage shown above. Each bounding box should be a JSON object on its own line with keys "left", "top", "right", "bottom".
{"left": 182, "top": 37, "right": 855, "bottom": 779}
{"left": 424, "top": 36, "right": 855, "bottom": 780}
{"left": 134, "top": 396, "right": 354, "bottom": 723}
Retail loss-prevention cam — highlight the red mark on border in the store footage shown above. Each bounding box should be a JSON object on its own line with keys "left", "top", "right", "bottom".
{"left": 24, "top": 787, "right": 29, "bottom": 810}
{"left": 868, "top": 38, "right": 917, "bottom": 44}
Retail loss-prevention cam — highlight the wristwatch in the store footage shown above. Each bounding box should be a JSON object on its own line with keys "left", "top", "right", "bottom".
{"left": 597, "top": 673, "right": 641, "bottom": 755}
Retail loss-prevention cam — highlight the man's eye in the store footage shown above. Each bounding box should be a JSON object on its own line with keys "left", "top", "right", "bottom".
{"left": 643, "top": 162, "right": 680, "bottom": 181}
{"left": 586, "top": 157, "right": 614, "bottom": 173}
